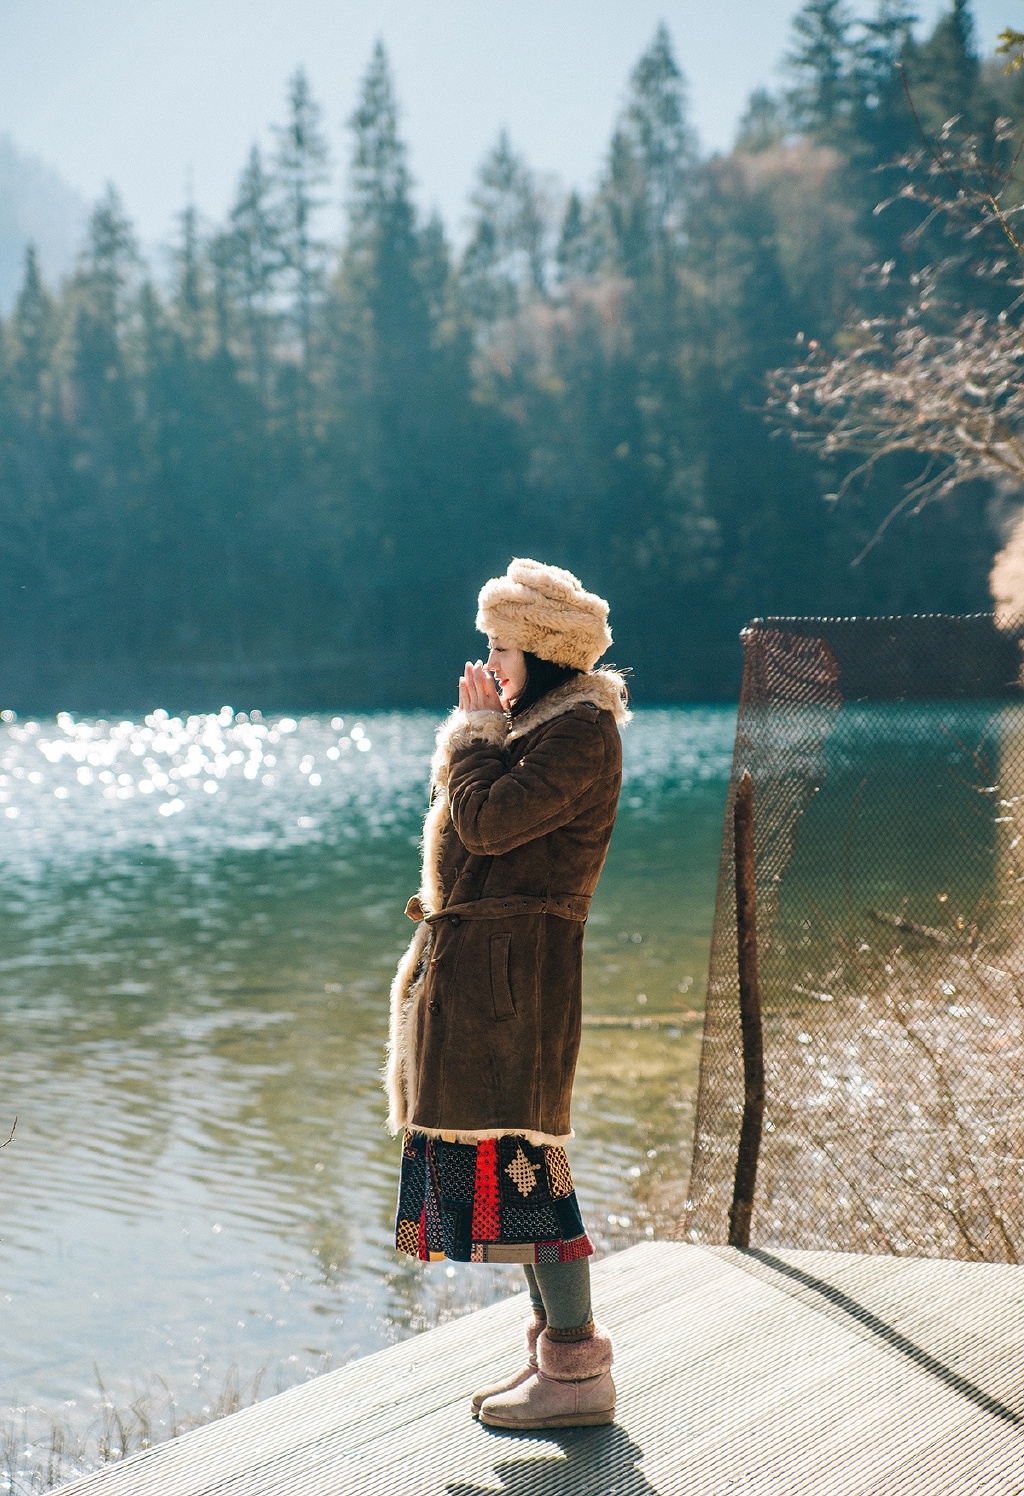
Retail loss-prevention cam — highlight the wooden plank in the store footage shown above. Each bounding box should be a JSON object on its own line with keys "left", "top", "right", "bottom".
{"left": 55, "top": 1242, "right": 1024, "bottom": 1496}
{"left": 618, "top": 1257, "right": 1020, "bottom": 1495}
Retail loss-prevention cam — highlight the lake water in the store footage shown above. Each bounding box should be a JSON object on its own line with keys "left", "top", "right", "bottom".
{"left": 0, "top": 705, "right": 733, "bottom": 1451}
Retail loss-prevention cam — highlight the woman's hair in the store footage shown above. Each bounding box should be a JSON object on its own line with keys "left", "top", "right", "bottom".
{"left": 508, "top": 651, "right": 578, "bottom": 720}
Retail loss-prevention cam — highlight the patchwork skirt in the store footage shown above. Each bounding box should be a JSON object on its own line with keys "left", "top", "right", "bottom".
{"left": 394, "top": 1130, "right": 594, "bottom": 1264}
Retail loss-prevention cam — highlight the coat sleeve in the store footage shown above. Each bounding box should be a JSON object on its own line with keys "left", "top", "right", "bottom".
{"left": 447, "top": 714, "right": 607, "bottom": 856}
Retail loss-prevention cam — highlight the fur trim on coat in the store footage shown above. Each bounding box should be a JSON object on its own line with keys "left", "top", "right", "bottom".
{"left": 383, "top": 668, "right": 628, "bottom": 1143}
{"left": 508, "top": 668, "right": 630, "bottom": 741}
{"left": 476, "top": 558, "right": 612, "bottom": 672}
{"left": 383, "top": 709, "right": 506, "bottom": 1134}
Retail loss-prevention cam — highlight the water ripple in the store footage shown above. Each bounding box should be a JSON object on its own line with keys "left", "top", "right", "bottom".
{"left": 0, "top": 705, "right": 733, "bottom": 1442}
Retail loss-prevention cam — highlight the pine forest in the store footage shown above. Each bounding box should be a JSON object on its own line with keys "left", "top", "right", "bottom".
{"left": 0, "top": 0, "right": 1016, "bottom": 708}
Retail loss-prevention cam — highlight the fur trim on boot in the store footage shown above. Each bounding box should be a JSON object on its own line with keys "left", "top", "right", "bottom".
{"left": 479, "top": 1324, "right": 615, "bottom": 1430}
{"left": 470, "top": 1312, "right": 546, "bottom": 1417}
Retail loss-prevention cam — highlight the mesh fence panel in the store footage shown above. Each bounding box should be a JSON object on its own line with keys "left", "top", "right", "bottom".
{"left": 682, "top": 613, "right": 1024, "bottom": 1261}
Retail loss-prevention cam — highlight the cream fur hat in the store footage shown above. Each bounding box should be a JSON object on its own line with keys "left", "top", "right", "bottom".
{"left": 476, "top": 558, "right": 612, "bottom": 672}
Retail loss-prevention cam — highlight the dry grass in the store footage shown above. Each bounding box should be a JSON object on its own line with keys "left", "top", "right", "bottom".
{"left": 1, "top": 1364, "right": 271, "bottom": 1495}
{"left": 753, "top": 931, "right": 1024, "bottom": 1259}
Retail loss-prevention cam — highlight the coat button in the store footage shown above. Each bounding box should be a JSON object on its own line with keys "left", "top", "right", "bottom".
{"left": 448, "top": 914, "right": 461, "bottom": 926}
{"left": 428, "top": 1000, "right": 441, "bottom": 1015}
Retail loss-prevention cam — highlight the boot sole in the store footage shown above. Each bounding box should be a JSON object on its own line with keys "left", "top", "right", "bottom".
{"left": 479, "top": 1407, "right": 615, "bottom": 1429}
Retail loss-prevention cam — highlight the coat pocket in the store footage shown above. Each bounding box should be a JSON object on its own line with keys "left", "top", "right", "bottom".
{"left": 489, "top": 932, "right": 517, "bottom": 1021}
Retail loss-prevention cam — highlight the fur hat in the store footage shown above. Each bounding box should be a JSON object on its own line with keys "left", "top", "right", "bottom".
{"left": 476, "top": 558, "right": 612, "bottom": 672}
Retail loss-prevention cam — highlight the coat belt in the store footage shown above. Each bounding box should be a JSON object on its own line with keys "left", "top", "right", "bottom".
{"left": 405, "top": 893, "right": 591, "bottom": 924}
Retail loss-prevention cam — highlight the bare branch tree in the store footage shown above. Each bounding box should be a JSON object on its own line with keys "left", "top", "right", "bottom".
{"left": 768, "top": 302, "right": 1024, "bottom": 560}
{"left": 768, "top": 69, "right": 1024, "bottom": 580}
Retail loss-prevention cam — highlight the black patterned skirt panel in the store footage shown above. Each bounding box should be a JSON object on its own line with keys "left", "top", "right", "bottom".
{"left": 395, "top": 1132, "right": 593, "bottom": 1264}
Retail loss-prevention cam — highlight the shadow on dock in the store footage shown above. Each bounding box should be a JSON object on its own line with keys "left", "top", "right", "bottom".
{"left": 450, "top": 1425, "right": 657, "bottom": 1496}
{"left": 741, "top": 1247, "right": 1023, "bottom": 1430}
{"left": 56, "top": 1240, "right": 1024, "bottom": 1495}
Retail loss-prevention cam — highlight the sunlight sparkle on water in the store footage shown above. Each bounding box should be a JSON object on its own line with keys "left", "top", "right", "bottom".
{"left": 0, "top": 707, "right": 422, "bottom": 868}
{"left": 0, "top": 704, "right": 734, "bottom": 1462}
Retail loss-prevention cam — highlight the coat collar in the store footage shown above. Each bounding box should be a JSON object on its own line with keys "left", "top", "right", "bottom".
{"left": 428, "top": 667, "right": 631, "bottom": 788}
{"left": 506, "top": 667, "right": 631, "bottom": 741}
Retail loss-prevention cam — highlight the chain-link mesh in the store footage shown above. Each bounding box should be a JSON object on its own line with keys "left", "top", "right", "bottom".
{"left": 682, "top": 614, "right": 1024, "bottom": 1261}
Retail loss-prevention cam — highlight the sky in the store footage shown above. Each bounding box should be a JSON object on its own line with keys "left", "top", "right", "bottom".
{"left": 0, "top": 0, "right": 1015, "bottom": 252}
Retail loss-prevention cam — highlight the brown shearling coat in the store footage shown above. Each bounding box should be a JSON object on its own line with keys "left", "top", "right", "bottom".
{"left": 385, "top": 669, "right": 629, "bottom": 1145}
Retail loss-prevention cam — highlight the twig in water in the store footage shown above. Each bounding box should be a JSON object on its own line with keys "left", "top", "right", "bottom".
{"left": 869, "top": 909, "right": 950, "bottom": 945}
{"left": 0, "top": 1116, "right": 16, "bottom": 1148}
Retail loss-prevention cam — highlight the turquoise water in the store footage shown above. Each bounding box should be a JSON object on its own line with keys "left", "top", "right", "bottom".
{"left": 0, "top": 705, "right": 733, "bottom": 1443}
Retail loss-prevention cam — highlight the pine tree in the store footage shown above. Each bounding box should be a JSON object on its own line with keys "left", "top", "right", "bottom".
{"left": 777, "top": 0, "right": 921, "bottom": 317}
{"left": 29, "top": 187, "right": 143, "bottom": 675}
{"left": 339, "top": 41, "right": 443, "bottom": 647}
{"left": 172, "top": 201, "right": 205, "bottom": 356}
{"left": 909, "top": 0, "right": 982, "bottom": 133}
{"left": 850, "top": 0, "right": 917, "bottom": 152}
{"left": 859, "top": 0, "right": 916, "bottom": 88}
{"left": 348, "top": 44, "right": 410, "bottom": 237}
{"left": 556, "top": 191, "right": 601, "bottom": 280}
{"left": 138, "top": 257, "right": 269, "bottom": 670}
{"left": 77, "top": 183, "right": 138, "bottom": 332}
{"left": 835, "top": 0, "right": 918, "bottom": 303}
{"left": 10, "top": 246, "right": 55, "bottom": 420}
{"left": 785, "top": 0, "right": 858, "bottom": 140}
{"left": 344, "top": 41, "right": 435, "bottom": 409}
{"left": 1, "top": 248, "right": 61, "bottom": 623}
{"left": 461, "top": 130, "right": 547, "bottom": 321}
{"left": 683, "top": 157, "right": 827, "bottom": 639}
{"left": 735, "top": 89, "right": 788, "bottom": 153}
{"left": 71, "top": 185, "right": 140, "bottom": 465}
{"left": 274, "top": 68, "right": 330, "bottom": 368}
{"left": 336, "top": 41, "right": 523, "bottom": 670}
{"left": 416, "top": 211, "right": 453, "bottom": 325}
{"left": 223, "top": 144, "right": 281, "bottom": 395}
{"left": 602, "top": 23, "right": 697, "bottom": 281}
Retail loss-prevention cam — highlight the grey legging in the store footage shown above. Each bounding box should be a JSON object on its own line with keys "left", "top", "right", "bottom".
{"left": 523, "top": 1258, "right": 592, "bottom": 1331}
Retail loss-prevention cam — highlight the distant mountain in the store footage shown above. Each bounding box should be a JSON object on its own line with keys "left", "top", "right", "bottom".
{"left": 0, "top": 135, "right": 86, "bottom": 310}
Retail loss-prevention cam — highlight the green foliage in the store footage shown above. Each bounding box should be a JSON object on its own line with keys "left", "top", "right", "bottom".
{"left": 735, "top": 89, "right": 789, "bottom": 153}
{"left": 0, "top": 13, "right": 1010, "bottom": 709}
{"left": 786, "top": 0, "right": 860, "bottom": 136}
{"left": 462, "top": 130, "right": 548, "bottom": 321}
{"left": 906, "top": 0, "right": 982, "bottom": 133}
{"left": 997, "top": 26, "right": 1024, "bottom": 71}
{"left": 600, "top": 23, "right": 697, "bottom": 283}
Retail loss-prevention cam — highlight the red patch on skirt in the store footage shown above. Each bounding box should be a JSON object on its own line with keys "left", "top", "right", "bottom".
{"left": 470, "top": 1138, "right": 501, "bottom": 1241}
{"left": 558, "top": 1233, "right": 594, "bottom": 1262}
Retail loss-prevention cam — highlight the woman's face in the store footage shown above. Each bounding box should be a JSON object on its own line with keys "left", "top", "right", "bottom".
{"left": 486, "top": 641, "right": 528, "bottom": 706}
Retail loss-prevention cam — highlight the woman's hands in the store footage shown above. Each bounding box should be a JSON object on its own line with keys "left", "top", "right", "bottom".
{"left": 459, "top": 660, "right": 505, "bottom": 714}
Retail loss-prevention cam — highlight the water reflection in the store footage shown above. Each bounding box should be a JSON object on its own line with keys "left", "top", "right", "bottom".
{"left": 0, "top": 705, "right": 732, "bottom": 1437}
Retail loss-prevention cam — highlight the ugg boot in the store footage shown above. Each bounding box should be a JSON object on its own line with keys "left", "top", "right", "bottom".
{"left": 479, "top": 1324, "right": 615, "bottom": 1430}
{"left": 470, "top": 1312, "right": 546, "bottom": 1417}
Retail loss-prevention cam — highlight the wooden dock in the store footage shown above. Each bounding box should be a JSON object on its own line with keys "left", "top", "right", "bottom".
{"left": 56, "top": 1240, "right": 1024, "bottom": 1495}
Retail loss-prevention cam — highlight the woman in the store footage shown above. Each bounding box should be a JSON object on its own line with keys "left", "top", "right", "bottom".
{"left": 386, "top": 557, "right": 629, "bottom": 1431}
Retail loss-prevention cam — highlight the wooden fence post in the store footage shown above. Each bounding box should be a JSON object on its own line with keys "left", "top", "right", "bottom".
{"left": 728, "top": 768, "right": 766, "bottom": 1248}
